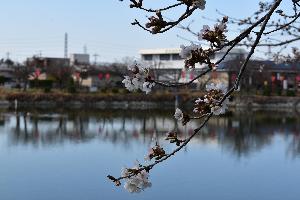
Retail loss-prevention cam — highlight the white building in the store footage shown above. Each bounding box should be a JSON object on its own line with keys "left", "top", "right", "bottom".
{"left": 139, "top": 47, "right": 247, "bottom": 83}
{"left": 139, "top": 48, "right": 183, "bottom": 69}
{"left": 139, "top": 48, "right": 184, "bottom": 82}
{"left": 139, "top": 47, "right": 247, "bottom": 69}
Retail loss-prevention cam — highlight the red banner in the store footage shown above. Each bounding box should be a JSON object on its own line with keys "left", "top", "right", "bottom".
{"left": 35, "top": 68, "right": 41, "bottom": 78}
{"left": 105, "top": 73, "right": 110, "bottom": 80}
{"left": 98, "top": 73, "right": 103, "bottom": 80}
{"left": 181, "top": 71, "right": 185, "bottom": 79}
{"left": 271, "top": 75, "right": 276, "bottom": 82}
{"left": 75, "top": 72, "right": 80, "bottom": 80}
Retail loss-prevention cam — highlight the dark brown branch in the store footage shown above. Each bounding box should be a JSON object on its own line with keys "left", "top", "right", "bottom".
{"left": 263, "top": 12, "right": 300, "bottom": 34}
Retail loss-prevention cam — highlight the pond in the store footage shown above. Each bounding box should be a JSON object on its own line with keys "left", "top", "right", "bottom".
{"left": 0, "top": 108, "right": 300, "bottom": 200}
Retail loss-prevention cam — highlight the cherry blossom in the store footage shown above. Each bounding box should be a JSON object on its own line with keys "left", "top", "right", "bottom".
{"left": 122, "top": 64, "right": 155, "bottom": 94}
{"left": 206, "top": 83, "right": 227, "bottom": 94}
{"left": 198, "top": 25, "right": 210, "bottom": 40}
{"left": 198, "top": 20, "right": 228, "bottom": 46}
{"left": 211, "top": 98, "right": 229, "bottom": 115}
{"left": 142, "top": 81, "right": 156, "bottom": 94}
{"left": 121, "top": 163, "right": 152, "bottom": 193}
{"left": 179, "top": 44, "right": 202, "bottom": 59}
{"left": 193, "top": 0, "right": 206, "bottom": 10}
{"left": 174, "top": 108, "right": 184, "bottom": 121}
{"left": 205, "top": 83, "right": 229, "bottom": 115}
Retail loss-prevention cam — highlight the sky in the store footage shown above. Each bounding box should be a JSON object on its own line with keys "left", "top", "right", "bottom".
{"left": 0, "top": 0, "right": 293, "bottom": 63}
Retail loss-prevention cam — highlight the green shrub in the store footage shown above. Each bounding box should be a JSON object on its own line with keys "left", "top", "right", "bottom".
{"left": 286, "top": 90, "right": 296, "bottom": 97}
{"left": 263, "top": 86, "right": 271, "bottom": 96}
{"left": 29, "top": 79, "right": 53, "bottom": 89}
{"left": 44, "top": 87, "right": 51, "bottom": 93}
{"left": 119, "top": 88, "right": 130, "bottom": 94}
{"left": 276, "top": 87, "right": 282, "bottom": 96}
{"left": 0, "top": 76, "right": 5, "bottom": 85}
{"left": 111, "top": 88, "right": 119, "bottom": 93}
{"left": 66, "top": 78, "right": 76, "bottom": 93}
{"left": 101, "top": 88, "right": 108, "bottom": 93}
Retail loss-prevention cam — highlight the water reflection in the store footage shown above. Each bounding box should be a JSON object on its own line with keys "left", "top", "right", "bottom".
{"left": 1, "top": 109, "right": 300, "bottom": 158}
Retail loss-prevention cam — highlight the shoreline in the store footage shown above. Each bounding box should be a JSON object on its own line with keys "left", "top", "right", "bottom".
{"left": 0, "top": 92, "right": 300, "bottom": 111}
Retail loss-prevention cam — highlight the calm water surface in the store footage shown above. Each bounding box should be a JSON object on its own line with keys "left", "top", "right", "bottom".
{"left": 0, "top": 108, "right": 300, "bottom": 200}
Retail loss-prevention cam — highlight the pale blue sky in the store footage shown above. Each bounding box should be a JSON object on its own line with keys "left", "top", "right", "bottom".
{"left": 0, "top": 0, "right": 292, "bottom": 62}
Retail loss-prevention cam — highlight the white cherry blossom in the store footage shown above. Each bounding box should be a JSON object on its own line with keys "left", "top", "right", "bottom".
{"left": 215, "top": 22, "right": 227, "bottom": 32}
{"left": 122, "top": 76, "right": 135, "bottom": 92}
{"left": 142, "top": 82, "right": 155, "bottom": 94}
{"left": 206, "top": 82, "right": 227, "bottom": 94}
{"left": 174, "top": 108, "right": 184, "bottom": 121}
{"left": 198, "top": 22, "right": 227, "bottom": 41}
{"left": 122, "top": 64, "right": 155, "bottom": 94}
{"left": 127, "top": 63, "right": 138, "bottom": 72}
{"left": 179, "top": 44, "right": 201, "bottom": 59}
{"left": 193, "top": 0, "right": 206, "bottom": 10}
{"left": 211, "top": 98, "right": 229, "bottom": 115}
{"left": 198, "top": 25, "right": 210, "bottom": 40}
{"left": 121, "top": 163, "right": 152, "bottom": 193}
{"left": 206, "top": 83, "right": 229, "bottom": 115}
{"left": 121, "top": 167, "right": 130, "bottom": 177}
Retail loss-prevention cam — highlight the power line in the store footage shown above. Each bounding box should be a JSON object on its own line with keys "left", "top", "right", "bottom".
{"left": 83, "top": 45, "right": 87, "bottom": 54}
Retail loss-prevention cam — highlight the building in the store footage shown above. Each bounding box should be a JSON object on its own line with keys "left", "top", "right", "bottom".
{"left": 139, "top": 47, "right": 247, "bottom": 84}
{"left": 139, "top": 48, "right": 184, "bottom": 83}
{"left": 216, "top": 59, "right": 300, "bottom": 94}
{"left": 139, "top": 47, "right": 247, "bottom": 69}
{"left": 27, "top": 57, "right": 70, "bottom": 69}
{"left": 0, "top": 59, "right": 16, "bottom": 88}
{"left": 70, "top": 54, "right": 90, "bottom": 66}
{"left": 139, "top": 47, "right": 300, "bottom": 94}
{"left": 26, "top": 57, "right": 71, "bottom": 88}
{"left": 139, "top": 48, "right": 184, "bottom": 69}
{"left": 75, "top": 64, "right": 126, "bottom": 92}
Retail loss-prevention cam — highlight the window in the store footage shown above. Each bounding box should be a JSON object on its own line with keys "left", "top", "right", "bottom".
{"left": 172, "top": 54, "right": 182, "bottom": 60}
{"left": 143, "top": 55, "right": 153, "bottom": 61}
{"left": 159, "top": 54, "right": 170, "bottom": 61}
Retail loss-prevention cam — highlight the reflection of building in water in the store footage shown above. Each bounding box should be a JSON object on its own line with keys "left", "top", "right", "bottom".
{"left": 2, "top": 110, "right": 300, "bottom": 157}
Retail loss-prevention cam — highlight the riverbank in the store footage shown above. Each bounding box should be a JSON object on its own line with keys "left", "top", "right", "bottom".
{"left": 0, "top": 90, "right": 193, "bottom": 109}
{"left": 232, "top": 95, "right": 300, "bottom": 111}
{"left": 0, "top": 90, "right": 300, "bottom": 111}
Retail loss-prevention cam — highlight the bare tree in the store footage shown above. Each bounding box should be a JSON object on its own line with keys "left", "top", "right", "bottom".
{"left": 46, "top": 65, "right": 74, "bottom": 89}
{"left": 14, "top": 64, "right": 35, "bottom": 91}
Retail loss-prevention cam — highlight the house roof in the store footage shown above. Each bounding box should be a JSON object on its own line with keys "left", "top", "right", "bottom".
{"left": 139, "top": 48, "right": 181, "bottom": 55}
{"left": 218, "top": 60, "right": 300, "bottom": 73}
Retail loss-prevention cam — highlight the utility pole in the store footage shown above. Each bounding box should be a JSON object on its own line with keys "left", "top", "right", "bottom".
{"left": 6, "top": 52, "right": 10, "bottom": 60}
{"left": 83, "top": 45, "right": 87, "bottom": 54}
{"left": 64, "top": 33, "right": 68, "bottom": 58}
{"left": 93, "top": 53, "right": 99, "bottom": 65}
{"left": 267, "top": 45, "right": 272, "bottom": 60}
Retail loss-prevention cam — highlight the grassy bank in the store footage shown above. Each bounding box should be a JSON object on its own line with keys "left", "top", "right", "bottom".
{"left": 0, "top": 88, "right": 204, "bottom": 103}
{"left": 1, "top": 89, "right": 299, "bottom": 109}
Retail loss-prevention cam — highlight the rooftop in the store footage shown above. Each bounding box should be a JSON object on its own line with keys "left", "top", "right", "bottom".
{"left": 139, "top": 48, "right": 181, "bottom": 55}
